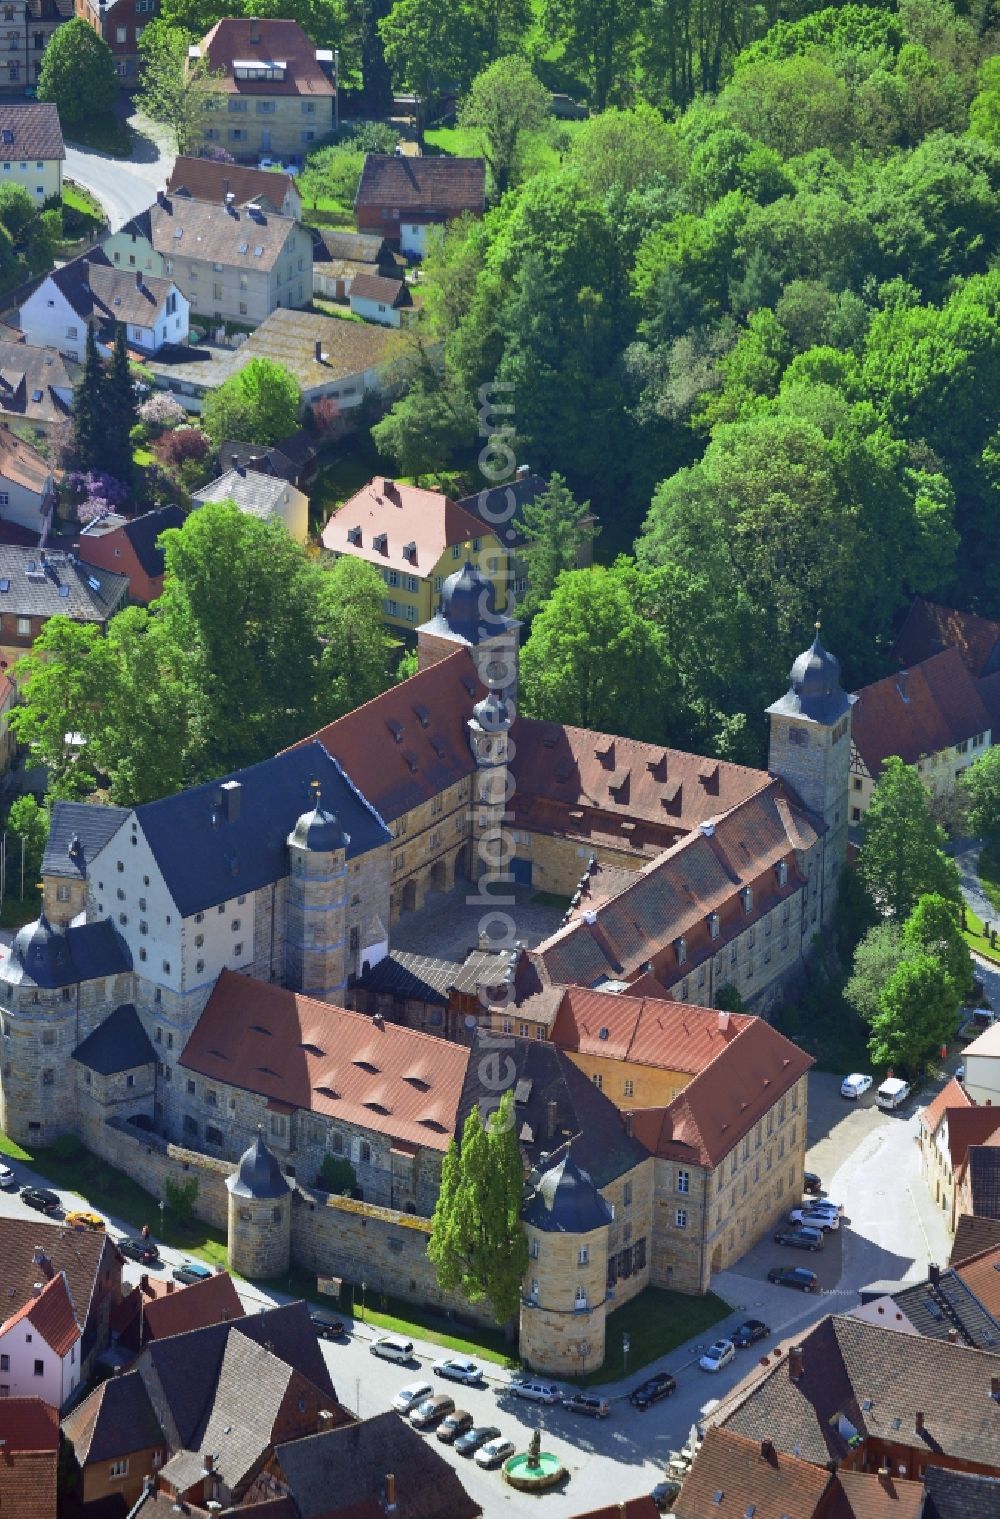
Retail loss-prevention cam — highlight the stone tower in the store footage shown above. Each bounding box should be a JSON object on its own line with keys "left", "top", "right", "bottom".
{"left": 416, "top": 561, "right": 521, "bottom": 702}
{"left": 468, "top": 689, "right": 512, "bottom": 884}
{"left": 0, "top": 916, "right": 89, "bottom": 1146}
{"left": 284, "top": 785, "right": 349, "bottom": 1003}
{"left": 226, "top": 1129, "right": 292, "bottom": 1279}
{"left": 766, "top": 624, "right": 854, "bottom": 923}
{"left": 519, "top": 1151, "right": 612, "bottom": 1375}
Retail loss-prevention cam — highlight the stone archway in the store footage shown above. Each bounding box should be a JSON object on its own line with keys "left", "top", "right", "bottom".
{"left": 429, "top": 857, "right": 448, "bottom": 894}
{"left": 400, "top": 878, "right": 418, "bottom": 914}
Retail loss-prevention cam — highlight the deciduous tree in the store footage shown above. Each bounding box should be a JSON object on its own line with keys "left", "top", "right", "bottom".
{"left": 9, "top": 621, "right": 112, "bottom": 799}
{"left": 868, "top": 952, "right": 961, "bottom": 1071}
{"left": 136, "top": 22, "right": 225, "bottom": 155}
{"left": 458, "top": 56, "right": 549, "bottom": 197}
{"left": 37, "top": 19, "right": 117, "bottom": 127}
{"left": 902, "top": 891, "right": 974, "bottom": 1001}
{"left": 857, "top": 756, "right": 962, "bottom": 921}
{"left": 961, "top": 744, "right": 1000, "bottom": 845}
{"left": 201, "top": 358, "right": 300, "bottom": 447}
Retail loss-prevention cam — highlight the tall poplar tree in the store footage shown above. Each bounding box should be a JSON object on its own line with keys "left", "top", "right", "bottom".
{"left": 104, "top": 327, "right": 137, "bottom": 488}
{"left": 72, "top": 325, "right": 104, "bottom": 473}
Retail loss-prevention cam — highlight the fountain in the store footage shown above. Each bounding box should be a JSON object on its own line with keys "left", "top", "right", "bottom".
{"left": 503, "top": 1425, "right": 567, "bottom": 1492}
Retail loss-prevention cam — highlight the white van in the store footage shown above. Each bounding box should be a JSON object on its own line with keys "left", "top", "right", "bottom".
{"left": 876, "top": 1076, "right": 911, "bottom": 1111}
{"left": 370, "top": 1335, "right": 414, "bottom": 1364}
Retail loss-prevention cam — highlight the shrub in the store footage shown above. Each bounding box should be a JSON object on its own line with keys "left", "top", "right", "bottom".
{"left": 165, "top": 1173, "right": 199, "bottom": 1226}
{"left": 317, "top": 1154, "right": 358, "bottom": 1193}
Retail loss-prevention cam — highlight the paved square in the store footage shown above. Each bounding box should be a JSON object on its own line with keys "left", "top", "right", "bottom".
{"left": 390, "top": 882, "right": 568, "bottom": 963}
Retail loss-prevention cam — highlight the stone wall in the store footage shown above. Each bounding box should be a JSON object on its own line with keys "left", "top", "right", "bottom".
{"left": 229, "top": 1189, "right": 292, "bottom": 1279}
{"left": 91, "top": 1119, "right": 232, "bottom": 1231}
{"left": 516, "top": 831, "right": 644, "bottom": 899}
{"left": 388, "top": 776, "right": 472, "bottom": 921}
{"left": 520, "top": 1219, "right": 609, "bottom": 1374}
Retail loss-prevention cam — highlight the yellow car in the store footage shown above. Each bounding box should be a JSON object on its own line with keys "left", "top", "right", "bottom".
{"left": 65, "top": 1210, "right": 105, "bottom": 1232}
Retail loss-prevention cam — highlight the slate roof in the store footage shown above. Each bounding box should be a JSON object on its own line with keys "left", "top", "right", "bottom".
{"left": 0, "top": 1398, "right": 58, "bottom": 1519}
{"left": 0, "top": 103, "right": 64, "bottom": 160}
{"left": 0, "top": 545, "right": 127, "bottom": 622}
{"left": 350, "top": 273, "right": 412, "bottom": 307}
{"left": 42, "top": 799, "right": 129, "bottom": 882}
{"left": 953, "top": 1213, "right": 1000, "bottom": 1266}
{"left": 192, "top": 466, "right": 296, "bottom": 520}
{"left": 551, "top": 988, "right": 751, "bottom": 1071}
{"left": 968, "top": 1148, "right": 1000, "bottom": 1221}
{"left": 119, "top": 504, "right": 185, "bottom": 580}
{"left": 181, "top": 970, "right": 470, "bottom": 1152}
{"left": 711, "top": 1312, "right": 1000, "bottom": 1469}
{"left": 132, "top": 741, "right": 391, "bottom": 918}
{"left": 5, "top": 915, "right": 132, "bottom": 990}
{"left": 71, "top": 1004, "right": 156, "bottom": 1075}
{"left": 457, "top": 471, "right": 551, "bottom": 549}
{"left": 355, "top": 155, "right": 485, "bottom": 218}
{"left": 63, "top": 1369, "right": 164, "bottom": 1464}
{"left": 199, "top": 17, "right": 335, "bottom": 97}
{"left": 0, "top": 340, "right": 78, "bottom": 429}
{"left": 47, "top": 251, "right": 178, "bottom": 329}
{"left": 273, "top": 1410, "right": 482, "bottom": 1519}
{"left": 166, "top": 155, "right": 298, "bottom": 212}
{"left": 891, "top": 1266, "right": 1000, "bottom": 1349}
{"left": 892, "top": 597, "right": 1000, "bottom": 678}
{"left": 354, "top": 947, "right": 513, "bottom": 1007}
{"left": 675, "top": 1426, "right": 832, "bottom": 1519}
{"left": 923, "top": 1467, "right": 1000, "bottom": 1519}
{"left": 851, "top": 647, "right": 993, "bottom": 776}
{"left": 322, "top": 476, "right": 487, "bottom": 576}
{"left": 125, "top": 195, "right": 302, "bottom": 276}
{"left": 218, "top": 440, "right": 300, "bottom": 483}
{"left": 523, "top": 1151, "right": 614, "bottom": 1234}
{"left": 2, "top": 1270, "right": 80, "bottom": 1357}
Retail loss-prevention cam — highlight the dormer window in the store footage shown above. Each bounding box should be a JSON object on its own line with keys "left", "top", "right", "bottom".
{"left": 674, "top": 936, "right": 687, "bottom": 966}
{"left": 776, "top": 860, "right": 788, "bottom": 887}
{"left": 741, "top": 886, "right": 753, "bottom": 914}
{"left": 708, "top": 911, "right": 720, "bottom": 940}
{"left": 373, "top": 532, "right": 388, "bottom": 554}
{"left": 347, "top": 525, "right": 361, "bottom": 546}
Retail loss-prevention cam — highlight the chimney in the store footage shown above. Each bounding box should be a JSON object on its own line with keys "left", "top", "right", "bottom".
{"left": 760, "top": 1438, "right": 775, "bottom": 1461}
{"left": 373, "top": 1012, "right": 385, "bottom": 1030}
{"left": 140, "top": 1273, "right": 149, "bottom": 1292}
{"left": 789, "top": 1343, "right": 804, "bottom": 1382}
{"left": 948, "top": 1328, "right": 958, "bottom": 1343}
{"left": 113, "top": 1365, "right": 122, "bottom": 1376}
{"left": 32, "top": 1281, "right": 43, "bottom": 1297}
{"left": 220, "top": 779, "right": 241, "bottom": 823}
{"left": 203, "top": 1454, "right": 214, "bottom": 1474}
{"left": 915, "top": 1411, "right": 924, "bottom": 1436}
{"left": 515, "top": 464, "right": 530, "bottom": 482}
{"left": 385, "top": 1473, "right": 397, "bottom": 1512}
{"left": 318, "top": 1409, "right": 335, "bottom": 1428}
{"left": 718, "top": 1009, "right": 730, "bottom": 1034}
{"left": 878, "top": 1463, "right": 891, "bottom": 1479}
{"left": 315, "top": 339, "right": 323, "bottom": 362}
{"left": 156, "top": 187, "right": 167, "bottom": 207}
{"left": 166, "top": 1280, "right": 175, "bottom": 1294}
{"left": 929, "top": 1262, "right": 940, "bottom": 1287}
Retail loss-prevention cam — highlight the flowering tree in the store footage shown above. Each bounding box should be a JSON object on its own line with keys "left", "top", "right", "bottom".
{"left": 138, "top": 394, "right": 186, "bottom": 432}
{"left": 77, "top": 497, "right": 115, "bottom": 525}
{"left": 153, "top": 426, "right": 212, "bottom": 469}
{"left": 64, "top": 470, "right": 128, "bottom": 506}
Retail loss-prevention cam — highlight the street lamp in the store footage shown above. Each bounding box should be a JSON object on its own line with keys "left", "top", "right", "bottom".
{"left": 360, "top": 1279, "right": 367, "bottom": 1321}
{"left": 622, "top": 1332, "right": 630, "bottom": 1379}
{"left": 578, "top": 1339, "right": 590, "bottom": 1379}
{"left": 158, "top": 1198, "right": 165, "bottom": 1240}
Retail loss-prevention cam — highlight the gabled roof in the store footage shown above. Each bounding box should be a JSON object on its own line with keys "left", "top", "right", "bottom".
{"left": 823, "top": 1470, "right": 924, "bottom": 1519}
{"left": 0, "top": 103, "right": 64, "bottom": 160}
{"left": 948, "top": 1106, "right": 1000, "bottom": 1173}
{"left": 142, "top": 1270, "right": 244, "bottom": 1341}
{"left": 631, "top": 1018, "right": 813, "bottom": 1170}
{"left": 46, "top": 250, "right": 178, "bottom": 328}
{"left": 0, "top": 545, "right": 127, "bottom": 622}
{"left": 892, "top": 597, "right": 1000, "bottom": 678}
{"left": 0, "top": 1218, "right": 113, "bottom": 1344}
{"left": 192, "top": 466, "right": 295, "bottom": 519}
{"left": 355, "top": 155, "right": 485, "bottom": 217}
{"left": 181, "top": 970, "right": 470, "bottom": 1152}
{"left": 131, "top": 741, "right": 391, "bottom": 918}
{"left": 198, "top": 17, "right": 335, "bottom": 97}
{"left": 923, "top": 1467, "right": 1000, "bottom": 1519}
{"left": 72, "top": 1004, "right": 156, "bottom": 1075}
{"left": 954, "top": 1242, "right": 1000, "bottom": 1322}
{"left": 457, "top": 472, "right": 549, "bottom": 548}
{"left": 119, "top": 504, "right": 185, "bottom": 580}
{"left": 273, "top": 1410, "right": 482, "bottom": 1519}
{"left": 63, "top": 1369, "right": 164, "bottom": 1464}
{"left": 952, "top": 1213, "right": 1000, "bottom": 1266}
{"left": 42, "top": 799, "right": 129, "bottom": 882}
{"left": 891, "top": 1266, "right": 1000, "bottom": 1349}
{"left": 852, "top": 647, "right": 992, "bottom": 777}
{"left": 0, "top": 1398, "right": 58, "bottom": 1519}
{"left": 321, "top": 477, "right": 488, "bottom": 576}
{"left": 551, "top": 987, "right": 751, "bottom": 1070}
{"left": 0, "top": 341, "right": 78, "bottom": 428}
{"left": 313, "top": 228, "right": 393, "bottom": 265}
{"left": 353, "top": 947, "right": 512, "bottom": 1008}
{"left": 350, "top": 273, "right": 412, "bottom": 307}
{"left": 918, "top": 1076, "right": 972, "bottom": 1136}
{"left": 0, "top": 426, "right": 50, "bottom": 494}
{"left": 1, "top": 1270, "right": 80, "bottom": 1358}
{"left": 675, "top": 1426, "right": 832, "bottom": 1519}
{"left": 125, "top": 195, "right": 302, "bottom": 275}
{"left": 166, "top": 155, "right": 297, "bottom": 211}
{"left": 968, "top": 1149, "right": 1000, "bottom": 1220}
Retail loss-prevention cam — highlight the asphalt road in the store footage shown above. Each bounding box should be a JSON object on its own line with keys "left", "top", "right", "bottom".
{"left": 0, "top": 1071, "right": 955, "bottom": 1517}
{"left": 64, "top": 113, "right": 174, "bottom": 232}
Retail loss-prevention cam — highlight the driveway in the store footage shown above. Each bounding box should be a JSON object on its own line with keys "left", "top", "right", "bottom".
{"left": 64, "top": 109, "right": 175, "bottom": 231}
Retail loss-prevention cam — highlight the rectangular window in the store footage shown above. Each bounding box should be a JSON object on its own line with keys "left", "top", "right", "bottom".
{"left": 110, "top": 1459, "right": 128, "bottom": 1478}
{"left": 677, "top": 1168, "right": 689, "bottom": 1194}
{"left": 675, "top": 1209, "right": 688, "bottom": 1229}
{"left": 16, "top": 616, "right": 30, "bottom": 636}
{"left": 578, "top": 1246, "right": 589, "bottom": 1265}
{"left": 0, "top": 1355, "right": 8, "bottom": 1372}
{"left": 623, "top": 1181, "right": 632, "bottom": 1206}
{"left": 33, "top": 1359, "right": 43, "bottom": 1376}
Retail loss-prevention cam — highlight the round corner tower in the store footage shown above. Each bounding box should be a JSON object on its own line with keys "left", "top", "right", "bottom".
{"left": 226, "top": 1129, "right": 292, "bottom": 1279}
{"left": 0, "top": 914, "right": 81, "bottom": 1146}
{"left": 284, "top": 784, "right": 350, "bottom": 1003}
{"left": 519, "top": 1152, "right": 611, "bottom": 1376}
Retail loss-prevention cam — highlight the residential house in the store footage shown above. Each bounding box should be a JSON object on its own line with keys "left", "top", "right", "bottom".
{"left": 0, "top": 102, "right": 63, "bottom": 198}
{"left": 190, "top": 17, "right": 335, "bottom": 162}
{"left": 457, "top": 467, "right": 598, "bottom": 604}
{"left": 19, "top": 251, "right": 188, "bottom": 360}
{"left": 348, "top": 272, "right": 413, "bottom": 328}
{"left": 191, "top": 465, "right": 309, "bottom": 543}
{"left": 166, "top": 155, "right": 302, "bottom": 219}
{"left": 354, "top": 155, "right": 486, "bottom": 258}
{"left": 951, "top": 1213, "right": 1000, "bottom": 1266}
{"left": 321, "top": 478, "right": 505, "bottom": 632}
{"left": 248, "top": 1411, "right": 481, "bottom": 1519}
{"left": 0, "top": 670, "right": 14, "bottom": 769}
{"left": 0, "top": 338, "right": 78, "bottom": 437}
{"left": 218, "top": 431, "right": 319, "bottom": 488}
{"left": 311, "top": 227, "right": 401, "bottom": 301}
{"left": 880, "top": 1257, "right": 1000, "bottom": 1350}
{"left": 925, "top": 1099, "right": 1000, "bottom": 1234}
{"left": 40, "top": 797, "right": 131, "bottom": 925}
{"left": 0, "top": 1, "right": 73, "bottom": 96}
{"left": 960, "top": 1021, "right": 1000, "bottom": 1106}
{"left": 849, "top": 648, "right": 992, "bottom": 819}
{"left": 0, "top": 1218, "right": 123, "bottom": 1383}
{"left": 893, "top": 597, "right": 1000, "bottom": 678}
{"left": 0, "top": 424, "right": 54, "bottom": 536}
{"left": 106, "top": 192, "right": 313, "bottom": 328}
{"left": 0, "top": 545, "right": 128, "bottom": 675}
{"left": 74, "top": 0, "right": 158, "bottom": 85}
{"left": 77, "top": 504, "right": 186, "bottom": 605}
{"left": 919, "top": 1076, "right": 975, "bottom": 1222}
{"left": 956, "top": 1135, "right": 1000, "bottom": 1225}
{"left": 0, "top": 1270, "right": 82, "bottom": 1408}
{"left": 61, "top": 1368, "right": 167, "bottom": 1509}
{"left": 0, "top": 1397, "right": 59, "bottom": 1519}
{"left": 110, "top": 1266, "right": 244, "bottom": 1356}
{"left": 146, "top": 306, "right": 401, "bottom": 415}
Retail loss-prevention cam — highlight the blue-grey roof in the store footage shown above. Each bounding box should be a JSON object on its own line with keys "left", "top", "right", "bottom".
{"left": 767, "top": 629, "right": 853, "bottom": 725}
{"left": 227, "top": 1132, "right": 291, "bottom": 1200}
{"left": 134, "top": 743, "right": 390, "bottom": 919}
{"left": 289, "top": 803, "right": 346, "bottom": 853}
{"left": 0, "top": 545, "right": 128, "bottom": 623}
{"left": 72, "top": 1004, "right": 156, "bottom": 1075}
{"left": 418, "top": 560, "right": 518, "bottom": 647}
{"left": 42, "top": 800, "right": 129, "bottom": 881}
{"left": 522, "top": 1150, "right": 613, "bottom": 1235}
{"left": 6, "top": 914, "right": 132, "bottom": 988}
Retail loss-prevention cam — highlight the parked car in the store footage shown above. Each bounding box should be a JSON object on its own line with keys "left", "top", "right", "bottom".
{"left": 774, "top": 1226, "right": 824, "bottom": 1251}
{"left": 629, "top": 1372, "right": 676, "bottom": 1410}
{"left": 803, "top": 1171, "right": 822, "bottom": 1195}
{"left": 118, "top": 1237, "right": 161, "bottom": 1265}
{"left": 258, "top": 156, "right": 281, "bottom": 170}
{"left": 788, "top": 1208, "right": 839, "bottom": 1232}
{"left": 172, "top": 1259, "right": 213, "bottom": 1284}
{"left": 410, "top": 1394, "right": 455, "bottom": 1429}
{"left": 371, "top": 1336, "right": 414, "bottom": 1364}
{"left": 436, "top": 1410, "right": 474, "bottom": 1443}
{"left": 732, "top": 1319, "right": 769, "bottom": 1348}
{"left": 652, "top": 1478, "right": 683, "bottom": 1512}
{"left": 392, "top": 1381, "right": 433, "bottom": 1414}
{"left": 310, "top": 1311, "right": 345, "bottom": 1340}
{"left": 433, "top": 1356, "right": 481, "bottom": 1385}
{"left": 21, "top": 1186, "right": 59, "bottom": 1215}
{"left": 475, "top": 1436, "right": 516, "bottom": 1469}
{"left": 507, "top": 1376, "right": 562, "bottom": 1404}
{"left": 841, "top": 1072, "right": 873, "bottom": 1099}
{"left": 562, "top": 1391, "right": 611, "bottom": 1418}
{"left": 0, "top": 1163, "right": 17, "bottom": 1191}
{"left": 65, "top": 1210, "right": 105, "bottom": 1231}
{"left": 454, "top": 1424, "right": 502, "bottom": 1456}
{"left": 699, "top": 1339, "right": 736, "bottom": 1373}
{"left": 767, "top": 1265, "right": 817, "bottom": 1291}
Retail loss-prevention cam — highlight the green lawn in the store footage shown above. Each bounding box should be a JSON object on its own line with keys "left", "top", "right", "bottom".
{"left": 963, "top": 902, "right": 1000, "bottom": 966}
{"left": 424, "top": 118, "right": 586, "bottom": 175}
{"left": 977, "top": 844, "right": 1000, "bottom": 918}
{"left": 0, "top": 894, "right": 40, "bottom": 930}
{"left": 310, "top": 437, "right": 398, "bottom": 530}
{"left": 567, "top": 1287, "right": 731, "bottom": 1387}
{"left": 309, "top": 297, "right": 366, "bottom": 323}
{"left": 60, "top": 181, "right": 105, "bottom": 241}
{"left": 133, "top": 446, "right": 154, "bottom": 469}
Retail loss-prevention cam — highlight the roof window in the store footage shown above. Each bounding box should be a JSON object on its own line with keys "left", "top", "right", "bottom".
{"left": 741, "top": 886, "right": 753, "bottom": 914}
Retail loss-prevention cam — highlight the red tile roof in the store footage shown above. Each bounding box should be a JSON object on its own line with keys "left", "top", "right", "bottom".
{"left": 1, "top": 1272, "right": 79, "bottom": 1358}
{"left": 0, "top": 1398, "right": 58, "bottom": 1519}
{"left": 918, "top": 1076, "right": 971, "bottom": 1136}
{"left": 321, "top": 477, "right": 488, "bottom": 576}
{"left": 0, "top": 1219, "right": 116, "bottom": 1347}
{"left": 355, "top": 155, "right": 485, "bottom": 216}
{"left": 951, "top": 1213, "right": 1000, "bottom": 1266}
{"left": 199, "top": 18, "right": 334, "bottom": 97}
{"left": 181, "top": 969, "right": 470, "bottom": 1150}
{"left": 676, "top": 1427, "right": 832, "bottom": 1519}
{"left": 892, "top": 598, "right": 1000, "bottom": 678}
{"left": 142, "top": 1269, "right": 245, "bottom": 1341}
{"left": 0, "top": 425, "right": 51, "bottom": 495}
{"left": 0, "top": 1396, "right": 58, "bottom": 1452}
{"left": 571, "top": 1501, "right": 660, "bottom": 1519}
{"left": 349, "top": 274, "right": 411, "bottom": 308}
{"left": 953, "top": 1241, "right": 1000, "bottom": 1318}
{"left": 851, "top": 647, "right": 991, "bottom": 777}
{"left": 550, "top": 987, "right": 751, "bottom": 1070}
{"left": 823, "top": 1470, "right": 924, "bottom": 1519}
{"left": 167, "top": 155, "right": 298, "bottom": 211}
{"left": 631, "top": 1017, "right": 813, "bottom": 1169}
{"left": 948, "top": 1106, "right": 1000, "bottom": 1173}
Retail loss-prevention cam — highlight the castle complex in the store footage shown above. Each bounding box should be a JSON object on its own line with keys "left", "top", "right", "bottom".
{"left": 0, "top": 569, "right": 852, "bottom": 1371}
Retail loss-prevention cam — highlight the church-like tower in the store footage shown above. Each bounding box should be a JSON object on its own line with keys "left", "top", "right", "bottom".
{"left": 766, "top": 624, "right": 854, "bottom": 925}
{"left": 468, "top": 689, "right": 512, "bottom": 884}
{"left": 284, "top": 785, "right": 350, "bottom": 1002}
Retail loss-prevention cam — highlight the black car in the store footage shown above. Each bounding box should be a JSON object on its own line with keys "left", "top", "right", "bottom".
{"left": 118, "top": 1238, "right": 161, "bottom": 1265}
{"left": 804, "top": 1171, "right": 822, "bottom": 1196}
{"left": 732, "top": 1319, "right": 770, "bottom": 1348}
{"left": 629, "top": 1371, "right": 676, "bottom": 1410}
{"left": 21, "top": 1186, "right": 59, "bottom": 1215}
{"left": 774, "top": 1227, "right": 823, "bottom": 1252}
{"left": 562, "top": 1391, "right": 611, "bottom": 1418}
{"left": 454, "top": 1424, "right": 502, "bottom": 1457}
{"left": 310, "top": 1311, "right": 346, "bottom": 1340}
{"left": 652, "top": 1479, "right": 683, "bottom": 1513}
{"left": 767, "top": 1265, "right": 817, "bottom": 1292}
